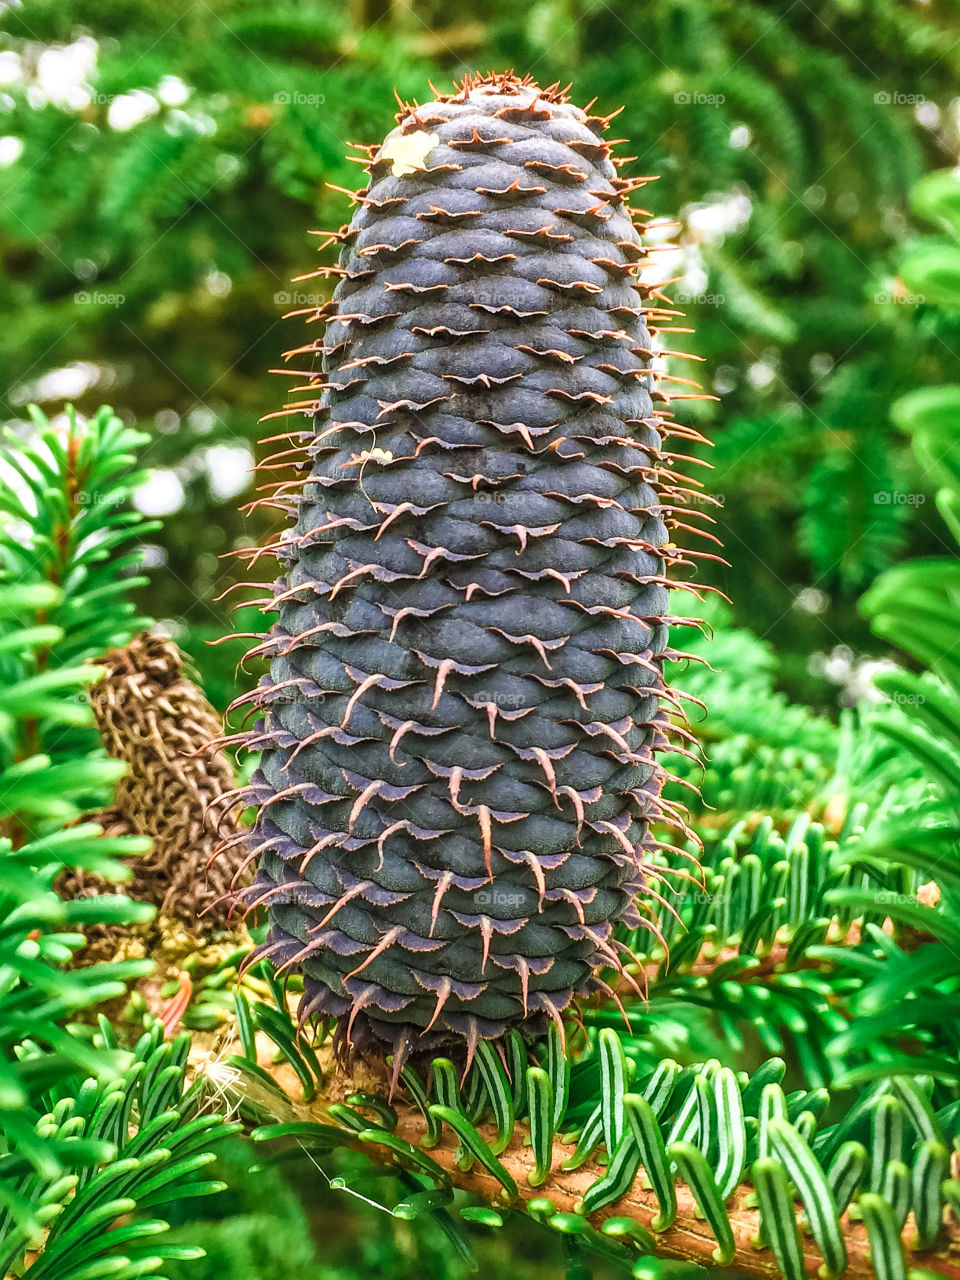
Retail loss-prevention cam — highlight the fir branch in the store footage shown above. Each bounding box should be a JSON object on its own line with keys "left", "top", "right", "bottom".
{"left": 202, "top": 1020, "right": 960, "bottom": 1280}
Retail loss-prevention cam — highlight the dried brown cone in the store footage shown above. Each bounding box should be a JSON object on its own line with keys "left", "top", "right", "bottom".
{"left": 74, "top": 631, "right": 248, "bottom": 927}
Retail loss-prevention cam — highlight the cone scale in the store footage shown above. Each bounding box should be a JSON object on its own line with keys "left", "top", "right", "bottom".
{"left": 225, "top": 73, "right": 713, "bottom": 1067}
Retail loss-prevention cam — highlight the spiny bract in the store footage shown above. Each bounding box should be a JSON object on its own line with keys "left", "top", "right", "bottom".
{"left": 225, "top": 72, "right": 714, "bottom": 1067}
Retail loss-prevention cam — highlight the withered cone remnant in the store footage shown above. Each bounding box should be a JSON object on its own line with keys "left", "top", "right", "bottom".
{"left": 227, "top": 72, "right": 718, "bottom": 1067}
{"left": 87, "top": 632, "right": 246, "bottom": 926}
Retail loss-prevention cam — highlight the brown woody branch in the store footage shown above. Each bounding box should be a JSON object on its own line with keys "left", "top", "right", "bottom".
{"left": 197, "top": 1038, "right": 960, "bottom": 1280}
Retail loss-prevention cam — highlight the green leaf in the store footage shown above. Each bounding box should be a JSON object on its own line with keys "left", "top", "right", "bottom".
{"left": 751, "top": 1157, "right": 806, "bottom": 1280}
{"left": 393, "top": 1186, "right": 454, "bottom": 1219}
{"left": 399, "top": 1064, "right": 441, "bottom": 1149}
{"left": 545, "top": 1023, "right": 570, "bottom": 1130}
{"left": 910, "top": 169, "right": 960, "bottom": 238}
{"left": 598, "top": 1028, "right": 628, "bottom": 1156}
{"left": 638, "top": 1059, "right": 679, "bottom": 1118}
{"left": 233, "top": 990, "right": 257, "bottom": 1062}
{"left": 526, "top": 1067, "right": 554, "bottom": 1188}
{"left": 667, "top": 1141, "right": 735, "bottom": 1265}
{"left": 870, "top": 1095, "right": 905, "bottom": 1193}
{"left": 742, "top": 1058, "right": 786, "bottom": 1114}
{"left": 560, "top": 1104, "right": 602, "bottom": 1172}
{"left": 579, "top": 1132, "right": 642, "bottom": 1216}
{"left": 767, "top": 1117, "right": 846, "bottom": 1277}
{"left": 882, "top": 1160, "right": 911, "bottom": 1231}
{"left": 600, "top": 1217, "right": 656, "bottom": 1251}
{"left": 327, "top": 1103, "right": 376, "bottom": 1135}
{"left": 431, "top": 1058, "right": 473, "bottom": 1172}
{"left": 252, "top": 1001, "right": 320, "bottom": 1100}
{"left": 900, "top": 246, "right": 960, "bottom": 308}
{"left": 459, "top": 1206, "right": 503, "bottom": 1227}
{"left": 911, "top": 1140, "right": 949, "bottom": 1250}
{"left": 427, "top": 1106, "right": 516, "bottom": 1201}
{"left": 473, "top": 1040, "right": 514, "bottom": 1157}
{"left": 358, "top": 1127, "right": 453, "bottom": 1190}
{"left": 623, "top": 1093, "right": 676, "bottom": 1232}
{"left": 859, "top": 1192, "right": 907, "bottom": 1280}
{"left": 889, "top": 1077, "right": 944, "bottom": 1147}
{"left": 250, "top": 1120, "right": 351, "bottom": 1149}
{"left": 506, "top": 1031, "right": 528, "bottom": 1117}
{"left": 757, "top": 1082, "right": 788, "bottom": 1160}
{"left": 347, "top": 1092, "right": 398, "bottom": 1132}
{"left": 710, "top": 1067, "right": 745, "bottom": 1200}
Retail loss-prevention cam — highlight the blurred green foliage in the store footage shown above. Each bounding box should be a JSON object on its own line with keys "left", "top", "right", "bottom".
{"left": 4, "top": 12, "right": 960, "bottom": 1274}
{"left": 3, "top": 0, "right": 960, "bottom": 709}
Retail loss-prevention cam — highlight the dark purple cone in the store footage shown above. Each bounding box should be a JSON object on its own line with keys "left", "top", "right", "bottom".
{"left": 228, "top": 73, "right": 709, "bottom": 1063}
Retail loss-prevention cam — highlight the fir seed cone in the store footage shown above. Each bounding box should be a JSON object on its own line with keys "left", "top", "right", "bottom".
{"left": 231, "top": 73, "right": 709, "bottom": 1065}
{"left": 84, "top": 632, "right": 246, "bottom": 926}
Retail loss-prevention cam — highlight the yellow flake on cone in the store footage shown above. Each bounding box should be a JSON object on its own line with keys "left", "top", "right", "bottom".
{"left": 378, "top": 130, "right": 439, "bottom": 177}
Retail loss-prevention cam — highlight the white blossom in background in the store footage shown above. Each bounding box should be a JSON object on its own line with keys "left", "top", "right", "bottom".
{"left": 0, "top": 135, "right": 24, "bottom": 166}
{"left": 747, "top": 360, "right": 777, "bottom": 389}
{"left": 36, "top": 38, "right": 98, "bottom": 110}
{"left": 916, "top": 101, "right": 939, "bottom": 129}
{"left": 729, "top": 124, "right": 751, "bottom": 149}
{"left": 794, "top": 587, "right": 829, "bottom": 615}
{"left": 810, "top": 646, "right": 899, "bottom": 707}
{"left": 685, "top": 188, "right": 752, "bottom": 242}
{"left": 0, "top": 51, "right": 23, "bottom": 86}
{"left": 108, "top": 89, "right": 160, "bottom": 131}
{"left": 188, "top": 407, "right": 217, "bottom": 435}
{"left": 157, "top": 75, "right": 191, "bottom": 107}
{"left": 134, "top": 469, "right": 186, "bottom": 517}
{"left": 205, "top": 271, "right": 232, "bottom": 297}
{"left": 139, "top": 544, "right": 168, "bottom": 568}
{"left": 202, "top": 443, "right": 253, "bottom": 500}
{"left": 11, "top": 363, "right": 102, "bottom": 405}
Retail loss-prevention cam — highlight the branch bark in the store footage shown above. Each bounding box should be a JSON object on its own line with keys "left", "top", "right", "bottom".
{"left": 203, "top": 1039, "right": 960, "bottom": 1280}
